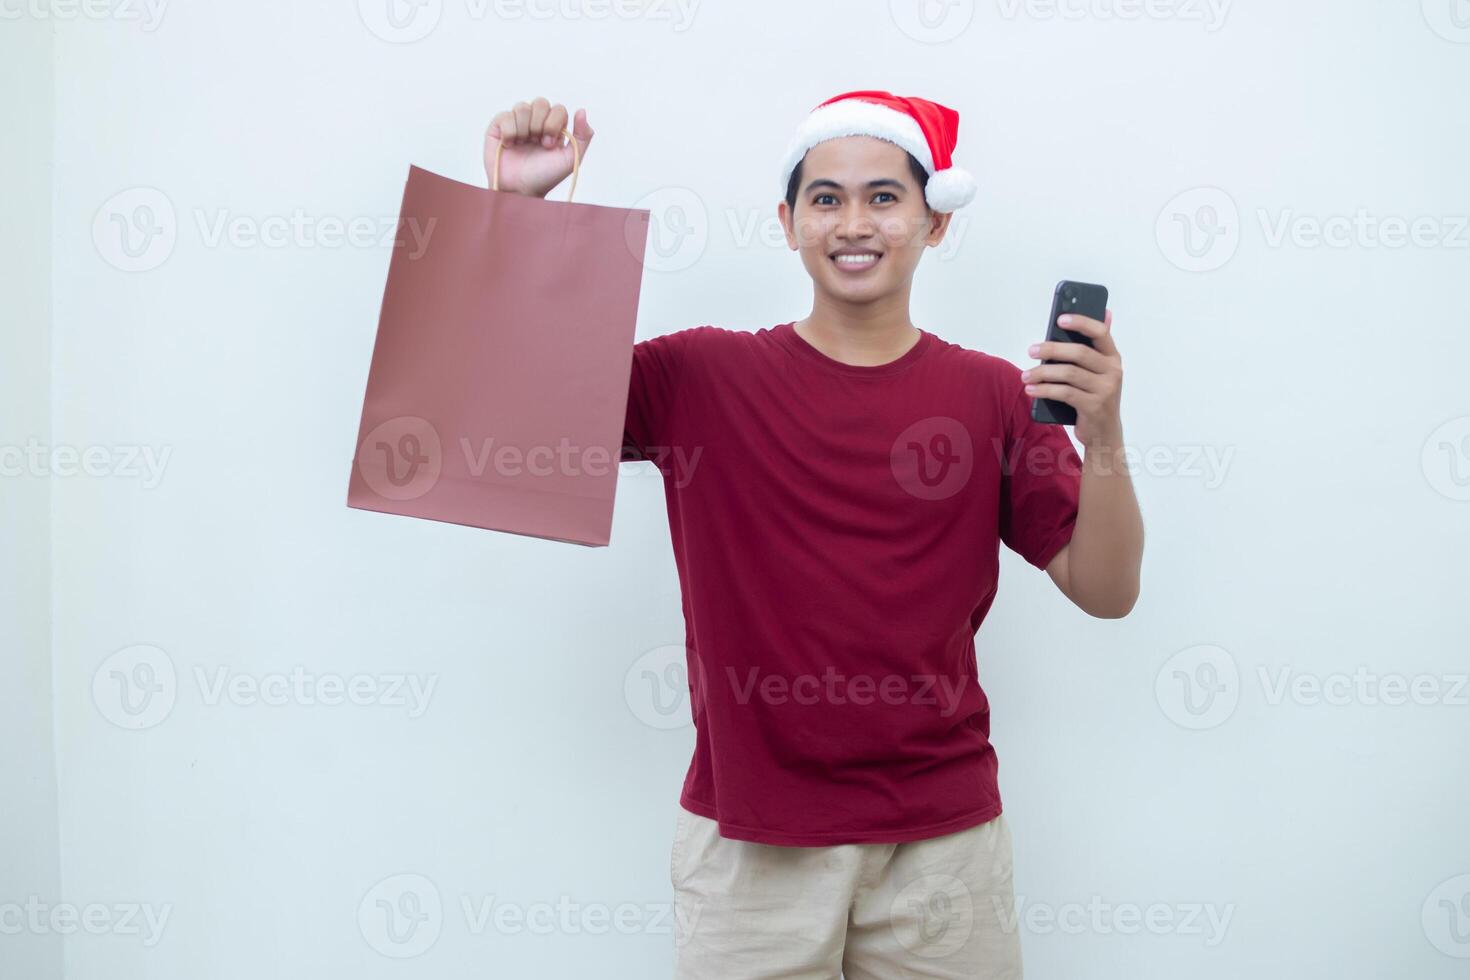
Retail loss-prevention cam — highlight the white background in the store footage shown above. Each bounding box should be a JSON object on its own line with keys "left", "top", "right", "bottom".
{"left": 4, "top": 0, "right": 1469, "bottom": 977}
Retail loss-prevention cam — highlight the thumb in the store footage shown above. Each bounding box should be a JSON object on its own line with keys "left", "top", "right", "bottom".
{"left": 569, "top": 108, "right": 594, "bottom": 157}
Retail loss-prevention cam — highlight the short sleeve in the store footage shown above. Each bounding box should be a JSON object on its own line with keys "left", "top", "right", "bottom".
{"left": 997, "top": 367, "right": 1083, "bottom": 569}
{"left": 620, "top": 327, "right": 705, "bottom": 463}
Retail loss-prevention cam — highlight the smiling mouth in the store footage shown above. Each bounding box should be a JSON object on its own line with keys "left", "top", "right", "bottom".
{"left": 830, "top": 251, "right": 882, "bottom": 272}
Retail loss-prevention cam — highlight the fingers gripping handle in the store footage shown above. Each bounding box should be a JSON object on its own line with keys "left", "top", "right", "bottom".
{"left": 491, "top": 127, "right": 581, "bottom": 202}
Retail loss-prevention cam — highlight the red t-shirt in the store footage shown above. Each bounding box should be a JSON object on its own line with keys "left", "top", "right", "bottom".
{"left": 621, "top": 321, "right": 1081, "bottom": 846}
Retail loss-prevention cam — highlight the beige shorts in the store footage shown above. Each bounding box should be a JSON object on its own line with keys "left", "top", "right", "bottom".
{"left": 670, "top": 805, "right": 1024, "bottom": 979}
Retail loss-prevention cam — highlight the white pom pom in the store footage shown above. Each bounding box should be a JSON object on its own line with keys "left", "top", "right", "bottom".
{"left": 924, "top": 166, "right": 977, "bottom": 212}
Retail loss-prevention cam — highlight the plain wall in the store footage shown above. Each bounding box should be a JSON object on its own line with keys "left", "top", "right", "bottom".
{"left": 1, "top": 12, "right": 63, "bottom": 980}
{"left": 34, "top": 1, "right": 1470, "bottom": 978}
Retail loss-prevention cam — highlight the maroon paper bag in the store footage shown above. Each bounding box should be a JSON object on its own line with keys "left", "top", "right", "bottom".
{"left": 348, "top": 158, "right": 650, "bottom": 546}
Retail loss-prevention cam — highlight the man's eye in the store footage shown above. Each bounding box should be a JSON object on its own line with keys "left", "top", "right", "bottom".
{"left": 874, "top": 192, "right": 896, "bottom": 203}
{"left": 814, "top": 193, "right": 837, "bottom": 206}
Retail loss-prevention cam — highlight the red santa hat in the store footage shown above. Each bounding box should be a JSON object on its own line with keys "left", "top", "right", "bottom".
{"left": 779, "top": 89, "right": 977, "bottom": 213}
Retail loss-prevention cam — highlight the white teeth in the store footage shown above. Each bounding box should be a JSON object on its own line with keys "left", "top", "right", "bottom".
{"left": 834, "top": 253, "right": 879, "bottom": 265}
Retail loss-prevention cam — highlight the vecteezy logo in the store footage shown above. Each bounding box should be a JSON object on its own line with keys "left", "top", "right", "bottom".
{"left": 92, "top": 644, "right": 178, "bottom": 730}
{"left": 625, "top": 644, "right": 703, "bottom": 730}
{"left": 890, "top": 874, "right": 974, "bottom": 959}
{"left": 889, "top": 0, "right": 975, "bottom": 43}
{"left": 891, "top": 416, "right": 974, "bottom": 500}
{"left": 356, "top": 416, "right": 443, "bottom": 501}
{"left": 631, "top": 187, "right": 708, "bottom": 274}
{"left": 1155, "top": 644, "right": 1239, "bottom": 730}
{"left": 93, "top": 187, "right": 177, "bottom": 272}
{"left": 1422, "top": 874, "right": 1470, "bottom": 957}
{"left": 358, "top": 873, "right": 443, "bottom": 958}
{"left": 1423, "top": 0, "right": 1470, "bottom": 42}
{"left": 1156, "top": 187, "right": 1240, "bottom": 272}
{"left": 1422, "top": 416, "right": 1470, "bottom": 501}
{"left": 358, "top": 0, "right": 443, "bottom": 42}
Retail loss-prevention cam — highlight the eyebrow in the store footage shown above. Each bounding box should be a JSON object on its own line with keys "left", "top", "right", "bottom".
{"left": 802, "top": 178, "right": 907, "bottom": 195}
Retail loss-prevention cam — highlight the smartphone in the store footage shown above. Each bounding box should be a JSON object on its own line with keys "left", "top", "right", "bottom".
{"left": 1030, "top": 280, "right": 1109, "bottom": 425}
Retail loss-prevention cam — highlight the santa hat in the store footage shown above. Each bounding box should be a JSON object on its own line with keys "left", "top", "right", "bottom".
{"left": 779, "top": 89, "right": 977, "bottom": 213}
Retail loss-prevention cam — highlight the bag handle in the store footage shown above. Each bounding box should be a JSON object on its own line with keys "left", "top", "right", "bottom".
{"left": 490, "top": 127, "right": 581, "bottom": 203}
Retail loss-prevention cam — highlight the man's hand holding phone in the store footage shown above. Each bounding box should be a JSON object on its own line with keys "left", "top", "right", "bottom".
{"left": 1022, "top": 308, "right": 1125, "bottom": 451}
{"left": 483, "top": 96, "right": 595, "bottom": 198}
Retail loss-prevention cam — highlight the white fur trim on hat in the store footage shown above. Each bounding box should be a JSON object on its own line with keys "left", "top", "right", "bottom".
{"left": 780, "top": 99, "right": 975, "bottom": 212}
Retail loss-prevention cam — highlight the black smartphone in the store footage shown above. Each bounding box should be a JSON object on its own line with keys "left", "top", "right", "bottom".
{"left": 1030, "top": 280, "right": 1109, "bottom": 425}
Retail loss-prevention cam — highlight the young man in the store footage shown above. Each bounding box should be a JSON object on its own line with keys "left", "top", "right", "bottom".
{"left": 485, "top": 91, "right": 1144, "bottom": 979}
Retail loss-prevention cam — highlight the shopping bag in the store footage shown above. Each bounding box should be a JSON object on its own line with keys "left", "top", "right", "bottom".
{"left": 347, "top": 136, "right": 650, "bottom": 546}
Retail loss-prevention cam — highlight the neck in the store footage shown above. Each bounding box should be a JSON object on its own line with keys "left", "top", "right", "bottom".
{"left": 795, "top": 289, "right": 920, "bottom": 367}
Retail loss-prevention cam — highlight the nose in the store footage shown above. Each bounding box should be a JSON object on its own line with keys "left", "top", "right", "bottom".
{"left": 835, "top": 201, "right": 877, "bottom": 241}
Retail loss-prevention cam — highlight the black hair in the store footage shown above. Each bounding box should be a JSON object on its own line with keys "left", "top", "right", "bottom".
{"left": 784, "top": 149, "right": 932, "bottom": 213}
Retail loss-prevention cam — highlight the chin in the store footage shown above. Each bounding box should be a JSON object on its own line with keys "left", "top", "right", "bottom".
{"left": 829, "top": 284, "right": 885, "bottom": 302}
{"left": 822, "top": 271, "right": 892, "bottom": 299}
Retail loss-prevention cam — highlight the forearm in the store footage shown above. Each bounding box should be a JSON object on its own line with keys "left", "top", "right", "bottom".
{"left": 1065, "top": 437, "right": 1144, "bottom": 617}
{"left": 1022, "top": 306, "right": 1141, "bottom": 616}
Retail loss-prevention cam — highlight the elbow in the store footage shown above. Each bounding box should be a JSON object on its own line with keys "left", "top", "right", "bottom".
{"left": 1080, "top": 583, "right": 1139, "bottom": 619}
{"left": 1059, "top": 544, "right": 1143, "bottom": 619}
{"left": 1088, "top": 598, "right": 1136, "bottom": 619}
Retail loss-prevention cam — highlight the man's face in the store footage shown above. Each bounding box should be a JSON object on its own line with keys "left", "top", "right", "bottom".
{"left": 779, "top": 136, "right": 951, "bottom": 305}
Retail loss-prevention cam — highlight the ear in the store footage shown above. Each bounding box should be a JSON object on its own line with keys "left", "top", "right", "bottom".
{"left": 778, "top": 199, "right": 798, "bottom": 251}
{"left": 924, "top": 209, "right": 953, "bottom": 247}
